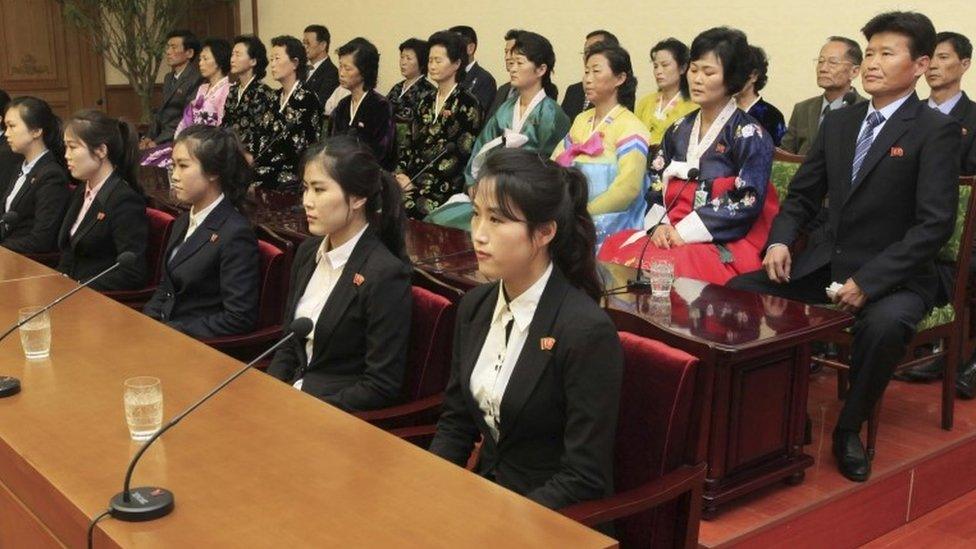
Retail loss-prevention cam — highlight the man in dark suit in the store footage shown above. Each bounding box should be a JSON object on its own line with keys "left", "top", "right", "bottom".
{"left": 899, "top": 32, "right": 976, "bottom": 387}
{"left": 561, "top": 30, "right": 635, "bottom": 121}
{"left": 302, "top": 24, "right": 338, "bottom": 108}
{"left": 141, "top": 30, "right": 202, "bottom": 150}
{"left": 729, "top": 12, "right": 960, "bottom": 482}
{"left": 449, "top": 26, "right": 497, "bottom": 114}
{"left": 781, "top": 37, "right": 868, "bottom": 155}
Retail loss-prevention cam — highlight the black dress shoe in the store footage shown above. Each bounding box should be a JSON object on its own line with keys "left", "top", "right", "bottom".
{"left": 893, "top": 356, "right": 945, "bottom": 383}
{"left": 957, "top": 360, "right": 976, "bottom": 400}
{"left": 832, "top": 430, "right": 871, "bottom": 482}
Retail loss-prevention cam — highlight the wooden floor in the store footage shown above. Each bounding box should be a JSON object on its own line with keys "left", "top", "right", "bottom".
{"left": 698, "top": 367, "right": 976, "bottom": 548}
{"left": 864, "top": 487, "right": 976, "bottom": 547}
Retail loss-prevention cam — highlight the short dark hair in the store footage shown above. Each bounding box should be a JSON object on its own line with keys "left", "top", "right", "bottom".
{"left": 428, "top": 30, "right": 469, "bottom": 82}
{"left": 689, "top": 27, "right": 753, "bottom": 96}
{"left": 504, "top": 28, "right": 521, "bottom": 41}
{"left": 304, "top": 25, "right": 331, "bottom": 47}
{"left": 399, "top": 38, "right": 430, "bottom": 76}
{"left": 861, "top": 11, "right": 937, "bottom": 60}
{"left": 166, "top": 29, "right": 200, "bottom": 60}
{"left": 449, "top": 25, "right": 477, "bottom": 47}
{"left": 585, "top": 30, "right": 619, "bottom": 46}
{"left": 232, "top": 34, "right": 269, "bottom": 80}
{"left": 0, "top": 88, "right": 10, "bottom": 127}
{"left": 271, "top": 35, "right": 309, "bottom": 81}
{"left": 337, "top": 37, "right": 380, "bottom": 90}
{"left": 827, "top": 36, "right": 863, "bottom": 65}
{"left": 202, "top": 38, "right": 232, "bottom": 76}
{"left": 176, "top": 125, "right": 252, "bottom": 210}
{"left": 936, "top": 31, "right": 973, "bottom": 61}
{"left": 585, "top": 42, "right": 637, "bottom": 104}
{"left": 651, "top": 38, "right": 691, "bottom": 99}
{"left": 747, "top": 45, "right": 770, "bottom": 92}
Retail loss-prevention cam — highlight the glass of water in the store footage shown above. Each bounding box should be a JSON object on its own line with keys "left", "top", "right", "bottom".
{"left": 124, "top": 377, "right": 163, "bottom": 442}
{"left": 18, "top": 306, "right": 51, "bottom": 360}
{"left": 648, "top": 259, "right": 675, "bottom": 297}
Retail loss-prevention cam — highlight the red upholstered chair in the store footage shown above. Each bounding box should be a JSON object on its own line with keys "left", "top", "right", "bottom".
{"left": 559, "top": 332, "right": 705, "bottom": 548}
{"left": 354, "top": 269, "right": 463, "bottom": 429}
{"left": 200, "top": 224, "right": 293, "bottom": 363}
{"left": 103, "top": 207, "right": 174, "bottom": 309}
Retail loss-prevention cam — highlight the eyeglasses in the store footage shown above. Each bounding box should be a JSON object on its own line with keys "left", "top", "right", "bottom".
{"left": 814, "top": 57, "right": 853, "bottom": 67}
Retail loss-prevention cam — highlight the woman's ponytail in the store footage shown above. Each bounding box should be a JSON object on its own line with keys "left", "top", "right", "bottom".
{"left": 376, "top": 170, "right": 408, "bottom": 262}
{"left": 553, "top": 166, "right": 602, "bottom": 301}
{"left": 115, "top": 119, "right": 142, "bottom": 194}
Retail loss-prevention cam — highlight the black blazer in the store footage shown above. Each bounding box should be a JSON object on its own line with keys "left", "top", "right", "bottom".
{"left": 561, "top": 81, "right": 636, "bottom": 121}
{"left": 143, "top": 199, "right": 260, "bottom": 339}
{"left": 0, "top": 152, "right": 70, "bottom": 253}
{"left": 305, "top": 58, "right": 339, "bottom": 108}
{"left": 327, "top": 90, "right": 395, "bottom": 169}
{"left": 0, "top": 136, "right": 20, "bottom": 191}
{"left": 148, "top": 65, "right": 203, "bottom": 144}
{"left": 57, "top": 173, "right": 148, "bottom": 291}
{"left": 429, "top": 267, "right": 623, "bottom": 510}
{"left": 462, "top": 62, "right": 497, "bottom": 114}
{"left": 948, "top": 92, "right": 976, "bottom": 176}
{"left": 267, "top": 229, "right": 413, "bottom": 412}
{"left": 768, "top": 93, "right": 960, "bottom": 308}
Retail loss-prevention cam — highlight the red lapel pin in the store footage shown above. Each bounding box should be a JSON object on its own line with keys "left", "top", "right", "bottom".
{"left": 353, "top": 273, "right": 365, "bottom": 286}
{"left": 715, "top": 143, "right": 727, "bottom": 154}
{"left": 96, "top": 212, "right": 106, "bottom": 221}
{"left": 540, "top": 337, "right": 555, "bottom": 351}
{"left": 210, "top": 233, "right": 219, "bottom": 243}
{"left": 890, "top": 146, "right": 904, "bottom": 157}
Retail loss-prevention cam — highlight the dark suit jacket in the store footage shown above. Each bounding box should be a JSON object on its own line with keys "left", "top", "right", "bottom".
{"left": 462, "top": 62, "right": 497, "bottom": 114}
{"left": 948, "top": 92, "right": 976, "bottom": 176}
{"left": 781, "top": 89, "right": 867, "bottom": 155}
{"left": 57, "top": 173, "right": 148, "bottom": 291}
{"left": 0, "top": 152, "right": 70, "bottom": 253}
{"left": 328, "top": 90, "right": 395, "bottom": 169}
{"left": 429, "top": 267, "right": 623, "bottom": 510}
{"left": 267, "top": 229, "right": 413, "bottom": 412}
{"left": 767, "top": 92, "right": 960, "bottom": 308}
{"left": 143, "top": 199, "right": 260, "bottom": 339}
{"left": 305, "top": 58, "right": 338, "bottom": 108}
{"left": 0, "top": 135, "right": 20, "bottom": 191}
{"left": 148, "top": 65, "right": 203, "bottom": 144}
{"left": 561, "top": 81, "right": 636, "bottom": 121}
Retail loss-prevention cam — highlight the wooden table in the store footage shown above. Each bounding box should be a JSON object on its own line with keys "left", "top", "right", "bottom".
{"left": 0, "top": 249, "right": 615, "bottom": 548}
{"left": 597, "top": 263, "right": 853, "bottom": 517}
{"left": 0, "top": 252, "right": 60, "bottom": 283}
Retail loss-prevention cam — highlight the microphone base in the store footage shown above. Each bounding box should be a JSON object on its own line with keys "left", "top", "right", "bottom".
{"left": 0, "top": 376, "right": 20, "bottom": 398}
{"left": 626, "top": 279, "right": 654, "bottom": 293}
{"left": 109, "top": 487, "right": 174, "bottom": 521}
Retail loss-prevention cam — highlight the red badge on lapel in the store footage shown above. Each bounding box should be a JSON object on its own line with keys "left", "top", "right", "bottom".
{"left": 715, "top": 143, "right": 727, "bottom": 154}
{"left": 210, "top": 233, "right": 219, "bottom": 243}
{"left": 96, "top": 212, "right": 106, "bottom": 221}
{"left": 353, "top": 273, "right": 365, "bottom": 286}
{"left": 540, "top": 337, "right": 555, "bottom": 351}
{"left": 890, "top": 146, "right": 904, "bottom": 157}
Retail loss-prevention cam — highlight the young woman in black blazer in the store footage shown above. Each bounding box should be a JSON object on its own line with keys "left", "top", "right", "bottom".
{"left": 0, "top": 96, "right": 70, "bottom": 253}
{"left": 429, "top": 148, "right": 624, "bottom": 510}
{"left": 58, "top": 110, "right": 148, "bottom": 291}
{"left": 267, "top": 136, "right": 413, "bottom": 412}
{"left": 143, "top": 125, "right": 259, "bottom": 338}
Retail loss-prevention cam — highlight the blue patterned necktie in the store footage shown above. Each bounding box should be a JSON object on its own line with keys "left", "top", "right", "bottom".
{"left": 851, "top": 111, "right": 885, "bottom": 184}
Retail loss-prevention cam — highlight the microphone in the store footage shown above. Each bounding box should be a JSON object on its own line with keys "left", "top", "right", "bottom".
{"left": 0, "top": 252, "right": 138, "bottom": 347}
{"left": 842, "top": 90, "right": 858, "bottom": 106}
{"left": 626, "top": 168, "right": 700, "bottom": 292}
{"left": 0, "top": 210, "right": 19, "bottom": 239}
{"left": 409, "top": 143, "right": 458, "bottom": 185}
{"left": 107, "top": 317, "right": 314, "bottom": 522}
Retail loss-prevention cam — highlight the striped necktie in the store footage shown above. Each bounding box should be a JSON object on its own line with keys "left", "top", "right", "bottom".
{"left": 851, "top": 111, "right": 885, "bottom": 185}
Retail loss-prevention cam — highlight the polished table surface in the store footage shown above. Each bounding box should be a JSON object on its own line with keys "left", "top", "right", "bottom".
{"left": 0, "top": 249, "right": 615, "bottom": 548}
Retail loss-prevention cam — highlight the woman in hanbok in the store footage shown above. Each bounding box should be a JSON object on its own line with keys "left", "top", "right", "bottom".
{"left": 736, "top": 45, "right": 787, "bottom": 147}
{"left": 328, "top": 38, "right": 395, "bottom": 169}
{"left": 387, "top": 38, "right": 435, "bottom": 167}
{"left": 464, "top": 31, "right": 570, "bottom": 186}
{"left": 222, "top": 34, "right": 277, "bottom": 157}
{"left": 142, "top": 38, "right": 231, "bottom": 168}
{"left": 550, "top": 42, "right": 650, "bottom": 248}
{"left": 634, "top": 38, "right": 699, "bottom": 146}
{"left": 598, "top": 27, "right": 778, "bottom": 285}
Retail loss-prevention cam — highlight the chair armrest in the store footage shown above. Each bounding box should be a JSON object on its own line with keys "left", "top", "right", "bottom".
{"left": 200, "top": 326, "right": 284, "bottom": 350}
{"left": 560, "top": 462, "right": 706, "bottom": 526}
{"left": 353, "top": 393, "right": 445, "bottom": 424}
